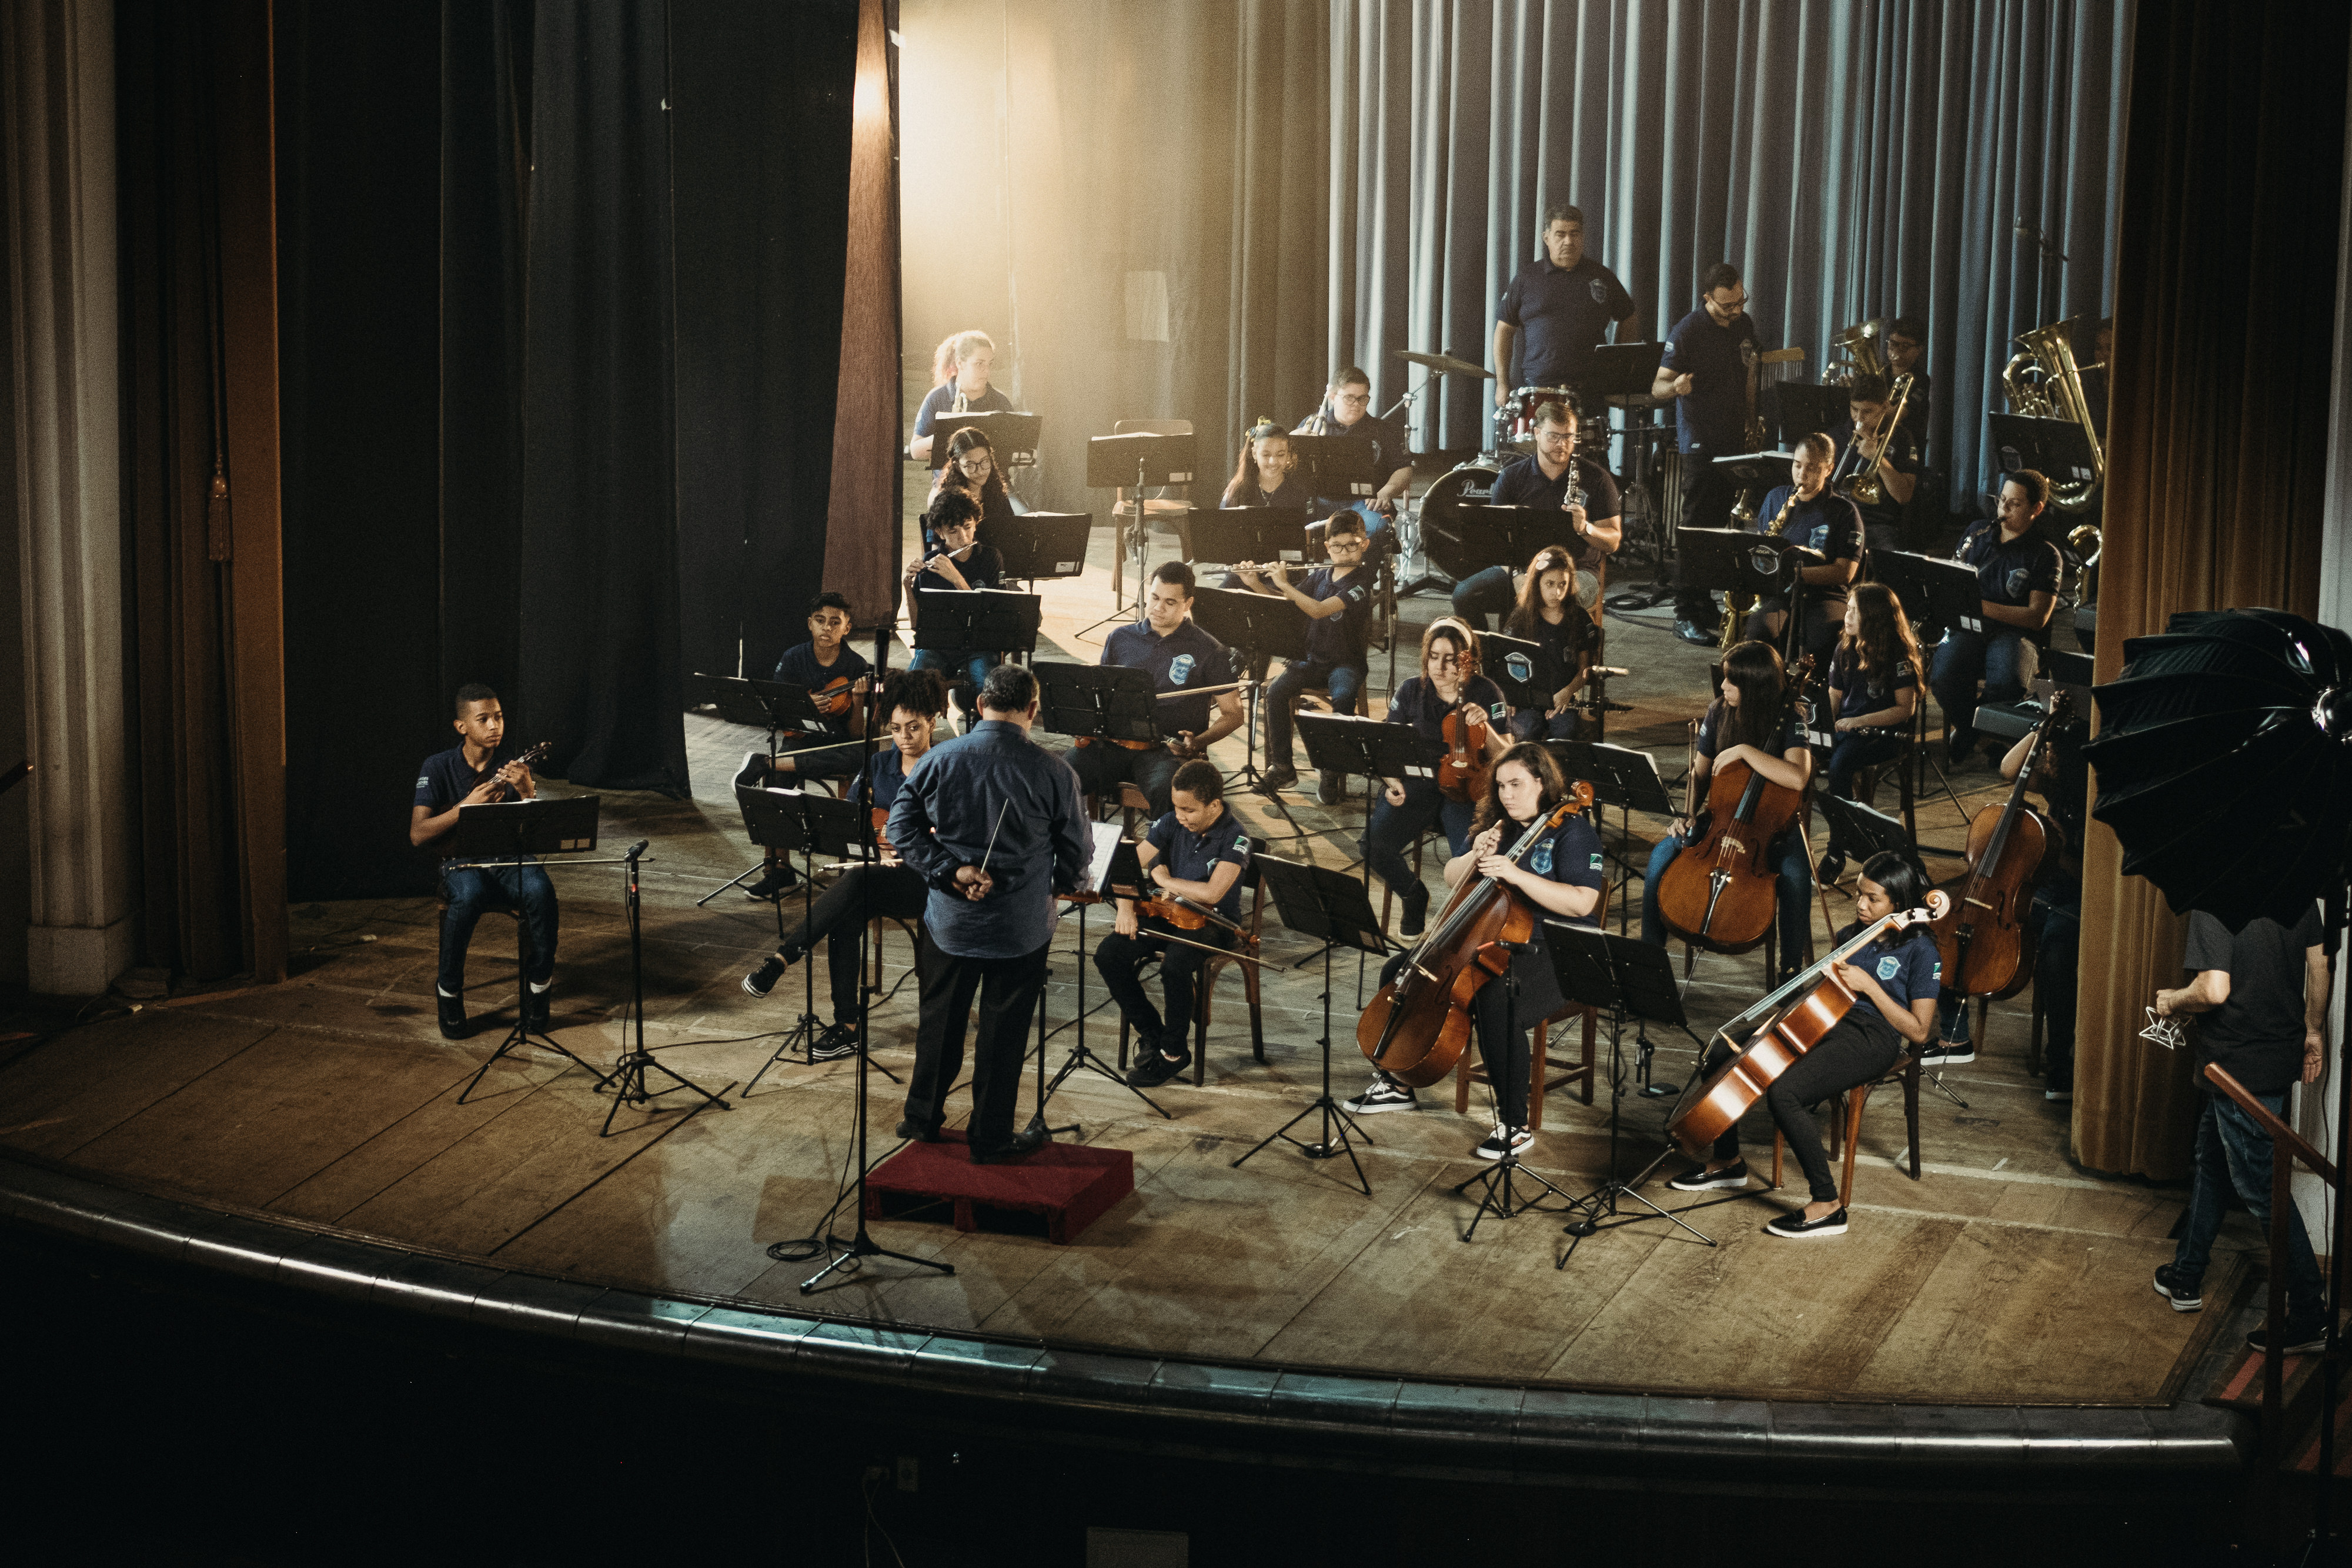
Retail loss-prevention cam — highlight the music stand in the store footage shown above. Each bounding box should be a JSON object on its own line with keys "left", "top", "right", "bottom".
{"left": 1037, "top": 827, "right": 1178, "bottom": 1123}
{"left": 991, "top": 511, "right": 1092, "bottom": 587}
{"left": 1545, "top": 924, "right": 1720, "bottom": 1268}
{"left": 1676, "top": 525, "right": 1798, "bottom": 620}
{"left": 1295, "top": 711, "right": 1444, "bottom": 803}
{"left": 592, "top": 840, "right": 734, "bottom": 1136}
{"left": 1773, "top": 385, "right": 1850, "bottom": 447}
{"left": 1085, "top": 431, "right": 1198, "bottom": 628}
{"left": 1034, "top": 660, "right": 1161, "bottom": 747}
{"left": 445, "top": 795, "right": 606, "bottom": 1101}
{"left": 1986, "top": 413, "right": 2097, "bottom": 499}
{"left": 738, "top": 787, "right": 893, "bottom": 1095}
{"left": 1185, "top": 506, "right": 1314, "bottom": 570}
{"left": 1475, "top": 504, "right": 1584, "bottom": 574}
{"left": 930, "top": 409, "right": 1043, "bottom": 471}
{"left": 1872, "top": 549, "right": 1987, "bottom": 641}
{"left": 1229, "top": 856, "right": 1396, "bottom": 1195}
{"left": 1585, "top": 342, "right": 1663, "bottom": 400}
{"left": 1286, "top": 433, "right": 1386, "bottom": 506}
{"left": 1545, "top": 740, "right": 1676, "bottom": 932}
{"left": 1482, "top": 633, "right": 1552, "bottom": 714}
{"left": 1190, "top": 585, "right": 1305, "bottom": 810}
{"left": 1814, "top": 790, "right": 1925, "bottom": 890}
{"left": 911, "top": 587, "right": 1042, "bottom": 661}
{"left": 692, "top": 674, "right": 835, "bottom": 907}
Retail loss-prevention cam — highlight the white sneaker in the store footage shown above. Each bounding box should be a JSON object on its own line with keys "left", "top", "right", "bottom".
{"left": 1342, "top": 1078, "right": 1418, "bottom": 1114}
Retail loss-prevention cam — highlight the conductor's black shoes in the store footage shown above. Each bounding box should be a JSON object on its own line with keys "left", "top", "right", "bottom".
{"left": 970, "top": 1126, "right": 1050, "bottom": 1165}
{"left": 437, "top": 991, "right": 469, "bottom": 1041}
{"left": 893, "top": 1119, "right": 941, "bottom": 1144}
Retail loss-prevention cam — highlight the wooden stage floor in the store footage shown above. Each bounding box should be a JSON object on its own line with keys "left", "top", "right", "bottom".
{"left": 0, "top": 527, "right": 2248, "bottom": 1410}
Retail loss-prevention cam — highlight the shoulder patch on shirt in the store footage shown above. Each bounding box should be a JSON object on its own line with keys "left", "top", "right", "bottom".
{"left": 1589, "top": 851, "right": 1604, "bottom": 871}
{"left": 1490, "top": 701, "right": 1508, "bottom": 722}
{"left": 1168, "top": 653, "right": 1195, "bottom": 684}
{"left": 1232, "top": 833, "right": 1250, "bottom": 856}
{"left": 1875, "top": 955, "right": 1902, "bottom": 982}
{"left": 417, "top": 776, "right": 430, "bottom": 789}
{"left": 1345, "top": 585, "right": 1367, "bottom": 603}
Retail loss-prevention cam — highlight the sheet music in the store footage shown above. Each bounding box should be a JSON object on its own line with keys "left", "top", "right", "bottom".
{"left": 1087, "top": 820, "right": 1122, "bottom": 894}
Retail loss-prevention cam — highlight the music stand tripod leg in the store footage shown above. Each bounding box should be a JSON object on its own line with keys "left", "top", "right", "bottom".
{"left": 1231, "top": 938, "right": 1372, "bottom": 1195}
{"left": 1037, "top": 901, "right": 1175, "bottom": 1121}
{"left": 593, "top": 848, "right": 731, "bottom": 1136}
{"left": 1444, "top": 968, "right": 1579, "bottom": 1239}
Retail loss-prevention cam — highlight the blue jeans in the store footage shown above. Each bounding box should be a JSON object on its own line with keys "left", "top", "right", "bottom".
{"left": 1510, "top": 706, "right": 1581, "bottom": 742}
{"left": 1823, "top": 727, "right": 1907, "bottom": 803}
{"left": 1364, "top": 781, "right": 1475, "bottom": 901}
{"left": 441, "top": 862, "right": 559, "bottom": 994}
{"left": 1451, "top": 565, "right": 1515, "bottom": 628}
{"left": 911, "top": 646, "right": 995, "bottom": 693}
{"left": 1264, "top": 658, "right": 1364, "bottom": 767}
{"left": 1640, "top": 828, "right": 1810, "bottom": 974}
{"left": 1929, "top": 627, "right": 2032, "bottom": 755}
{"left": 2173, "top": 1089, "right": 2326, "bottom": 1321}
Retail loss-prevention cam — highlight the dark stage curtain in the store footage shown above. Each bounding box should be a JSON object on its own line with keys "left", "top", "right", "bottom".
{"left": 1329, "top": 0, "right": 2130, "bottom": 497}
{"left": 118, "top": 0, "right": 289, "bottom": 977}
{"left": 897, "top": 0, "right": 1328, "bottom": 517}
{"left": 2073, "top": 0, "right": 2346, "bottom": 1179}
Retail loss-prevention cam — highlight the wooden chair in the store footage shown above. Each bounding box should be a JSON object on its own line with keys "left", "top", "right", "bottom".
{"left": 1453, "top": 1003, "right": 1595, "bottom": 1131}
{"left": 1111, "top": 417, "right": 1195, "bottom": 600}
{"left": 1769, "top": 1048, "right": 1924, "bottom": 1209}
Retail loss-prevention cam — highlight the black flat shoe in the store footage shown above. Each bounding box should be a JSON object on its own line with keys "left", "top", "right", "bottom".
{"left": 523, "top": 988, "right": 552, "bottom": 1035}
{"left": 1398, "top": 885, "right": 1429, "bottom": 939}
{"left": 1765, "top": 1207, "right": 1848, "bottom": 1239}
{"left": 1255, "top": 763, "right": 1299, "bottom": 795}
{"left": 437, "top": 992, "right": 470, "bottom": 1041}
{"left": 893, "top": 1119, "right": 941, "bottom": 1144}
{"left": 970, "top": 1126, "right": 1050, "bottom": 1165}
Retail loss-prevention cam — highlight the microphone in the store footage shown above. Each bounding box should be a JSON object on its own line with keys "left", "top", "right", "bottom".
{"left": 624, "top": 839, "right": 649, "bottom": 860}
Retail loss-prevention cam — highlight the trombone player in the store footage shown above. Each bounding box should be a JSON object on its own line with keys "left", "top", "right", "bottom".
{"left": 1840, "top": 372, "right": 1922, "bottom": 553}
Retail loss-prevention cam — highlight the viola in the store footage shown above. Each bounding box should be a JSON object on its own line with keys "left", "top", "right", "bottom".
{"left": 1930, "top": 690, "right": 2068, "bottom": 1002}
{"left": 1653, "top": 654, "right": 1815, "bottom": 955}
{"left": 1666, "top": 904, "right": 1936, "bottom": 1157}
{"left": 1438, "top": 698, "right": 1496, "bottom": 804}
{"left": 1356, "top": 783, "right": 1596, "bottom": 1088}
{"left": 484, "top": 741, "right": 553, "bottom": 801}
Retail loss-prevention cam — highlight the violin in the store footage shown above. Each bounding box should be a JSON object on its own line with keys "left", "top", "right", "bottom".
{"left": 1930, "top": 690, "right": 2068, "bottom": 1002}
{"left": 1653, "top": 654, "right": 1814, "bottom": 955}
{"left": 1356, "top": 783, "right": 1596, "bottom": 1088}
{"left": 1438, "top": 700, "right": 1496, "bottom": 804}
{"left": 484, "top": 741, "right": 553, "bottom": 801}
{"left": 1666, "top": 903, "right": 1937, "bottom": 1157}
{"left": 811, "top": 675, "right": 856, "bottom": 718}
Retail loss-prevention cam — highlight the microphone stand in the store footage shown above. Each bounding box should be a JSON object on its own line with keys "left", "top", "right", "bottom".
{"left": 592, "top": 841, "right": 733, "bottom": 1136}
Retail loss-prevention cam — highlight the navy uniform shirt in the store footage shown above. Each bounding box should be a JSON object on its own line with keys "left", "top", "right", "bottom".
{"left": 1497, "top": 255, "right": 1636, "bottom": 390}
{"left": 852, "top": 743, "right": 915, "bottom": 817}
{"left": 1388, "top": 674, "right": 1509, "bottom": 745}
{"left": 914, "top": 383, "right": 1014, "bottom": 469}
{"left": 1489, "top": 456, "right": 1622, "bottom": 573}
{"left": 1660, "top": 307, "right": 1759, "bottom": 455}
{"left": 1102, "top": 618, "right": 1235, "bottom": 738}
{"left": 1501, "top": 806, "right": 1608, "bottom": 1014}
{"left": 414, "top": 742, "right": 523, "bottom": 859}
{"left": 771, "top": 640, "right": 871, "bottom": 735}
{"left": 1219, "top": 477, "right": 1312, "bottom": 512}
{"left": 1827, "top": 645, "right": 1917, "bottom": 726}
{"left": 1897, "top": 369, "right": 1933, "bottom": 454}
{"left": 916, "top": 541, "right": 1004, "bottom": 597}
{"left": 1754, "top": 486, "right": 1863, "bottom": 604}
{"left": 1695, "top": 698, "right": 1802, "bottom": 763}
{"left": 886, "top": 720, "right": 1089, "bottom": 959}
{"left": 1501, "top": 610, "right": 1597, "bottom": 703}
{"left": 1953, "top": 519, "right": 2063, "bottom": 609}
{"left": 1848, "top": 423, "right": 1923, "bottom": 540}
{"left": 1299, "top": 564, "right": 1374, "bottom": 667}
{"left": 1145, "top": 807, "right": 1253, "bottom": 924}
{"left": 1833, "top": 919, "right": 1942, "bottom": 1030}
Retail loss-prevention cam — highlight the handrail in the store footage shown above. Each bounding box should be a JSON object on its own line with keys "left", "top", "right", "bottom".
{"left": 2206, "top": 1063, "right": 2337, "bottom": 1183}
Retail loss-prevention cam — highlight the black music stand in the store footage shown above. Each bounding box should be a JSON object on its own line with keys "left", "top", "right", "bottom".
{"left": 445, "top": 795, "right": 606, "bottom": 1102}
{"left": 1676, "top": 526, "right": 1798, "bottom": 628}
{"left": 1036, "top": 825, "right": 1177, "bottom": 1124}
{"left": 1545, "top": 740, "right": 1675, "bottom": 932}
{"left": 737, "top": 787, "right": 897, "bottom": 1095}
{"left": 1190, "top": 584, "right": 1305, "bottom": 815}
{"left": 1586, "top": 342, "right": 1663, "bottom": 400}
{"left": 592, "top": 840, "right": 734, "bottom": 1136}
{"left": 1295, "top": 711, "right": 1444, "bottom": 811}
{"left": 692, "top": 674, "right": 834, "bottom": 907}
{"left": 930, "top": 409, "right": 1043, "bottom": 472}
{"left": 1085, "top": 431, "right": 1198, "bottom": 630}
{"left": 1286, "top": 433, "right": 1385, "bottom": 506}
{"left": 1873, "top": 549, "right": 1986, "bottom": 641}
{"left": 912, "top": 587, "right": 1041, "bottom": 660}
{"left": 1185, "top": 506, "right": 1314, "bottom": 571}
{"left": 1545, "top": 924, "right": 1720, "bottom": 1267}
{"left": 1774, "top": 385, "right": 1850, "bottom": 447}
{"left": 1475, "top": 504, "right": 1584, "bottom": 573}
{"left": 1229, "top": 857, "right": 1395, "bottom": 1195}
{"left": 991, "top": 511, "right": 1092, "bottom": 587}
{"left": 1483, "top": 632, "right": 1551, "bottom": 713}
{"left": 1034, "top": 660, "right": 1161, "bottom": 748}
{"left": 1986, "top": 412, "right": 2097, "bottom": 499}
{"left": 1813, "top": 790, "right": 1925, "bottom": 891}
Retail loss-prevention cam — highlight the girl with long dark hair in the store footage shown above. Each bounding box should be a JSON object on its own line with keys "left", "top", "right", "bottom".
{"left": 1498, "top": 544, "right": 1597, "bottom": 741}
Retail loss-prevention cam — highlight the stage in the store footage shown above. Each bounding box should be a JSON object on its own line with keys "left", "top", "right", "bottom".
{"left": 0, "top": 517, "right": 2260, "bottom": 1482}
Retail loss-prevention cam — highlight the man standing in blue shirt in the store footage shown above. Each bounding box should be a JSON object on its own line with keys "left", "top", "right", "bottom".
{"left": 410, "top": 683, "right": 559, "bottom": 1041}
{"left": 1070, "top": 561, "right": 1244, "bottom": 817}
{"left": 1491, "top": 204, "right": 1640, "bottom": 416}
{"left": 1655, "top": 263, "right": 1761, "bottom": 644}
{"left": 887, "top": 664, "right": 1090, "bottom": 1163}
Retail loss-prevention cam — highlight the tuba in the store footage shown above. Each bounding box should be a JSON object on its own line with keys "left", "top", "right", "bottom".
{"left": 1829, "top": 318, "right": 1888, "bottom": 386}
{"left": 2000, "top": 321, "right": 2105, "bottom": 512}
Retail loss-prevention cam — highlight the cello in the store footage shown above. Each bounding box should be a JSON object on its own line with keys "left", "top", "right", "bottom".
{"left": 1654, "top": 653, "right": 1815, "bottom": 955}
{"left": 1356, "top": 783, "right": 1595, "bottom": 1088}
{"left": 1930, "top": 689, "right": 2069, "bottom": 1004}
{"left": 1666, "top": 901, "right": 1940, "bottom": 1157}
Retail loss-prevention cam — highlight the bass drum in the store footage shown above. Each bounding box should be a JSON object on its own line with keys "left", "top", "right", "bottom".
{"left": 1415, "top": 461, "right": 1499, "bottom": 583}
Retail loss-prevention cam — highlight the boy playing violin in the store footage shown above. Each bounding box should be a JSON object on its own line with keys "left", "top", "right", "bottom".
{"left": 741, "top": 591, "right": 871, "bottom": 901}
{"left": 1101, "top": 760, "right": 1254, "bottom": 1089}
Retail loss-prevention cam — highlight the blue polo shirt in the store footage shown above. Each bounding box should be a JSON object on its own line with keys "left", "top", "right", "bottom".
{"left": 1660, "top": 306, "right": 1759, "bottom": 455}
{"left": 852, "top": 744, "right": 916, "bottom": 817}
{"left": 1145, "top": 807, "right": 1253, "bottom": 923}
{"left": 1848, "top": 422, "right": 1923, "bottom": 538}
{"left": 1500, "top": 610, "right": 1596, "bottom": 701}
{"left": 1500, "top": 807, "right": 1608, "bottom": 1014}
{"left": 1827, "top": 646, "right": 1917, "bottom": 725}
{"left": 771, "top": 640, "right": 870, "bottom": 734}
{"left": 1489, "top": 455, "right": 1622, "bottom": 573}
{"left": 1835, "top": 919, "right": 1942, "bottom": 1030}
{"left": 886, "top": 720, "right": 1090, "bottom": 960}
{"left": 1754, "top": 486, "right": 1863, "bottom": 606}
{"left": 415, "top": 743, "right": 524, "bottom": 858}
{"left": 1695, "top": 700, "right": 1802, "bottom": 762}
{"left": 1497, "top": 255, "right": 1635, "bottom": 389}
{"left": 1102, "top": 618, "right": 1235, "bottom": 738}
{"left": 1954, "top": 519, "right": 2063, "bottom": 610}
{"left": 913, "top": 383, "right": 1014, "bottom": 469}
{"left": 1299, "top": 564, "right": 1374, "bottom": 667}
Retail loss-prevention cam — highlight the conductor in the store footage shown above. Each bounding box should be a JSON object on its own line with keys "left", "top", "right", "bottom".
{"left": 887, "top": 663, "right": 1090, "bottom": 1163}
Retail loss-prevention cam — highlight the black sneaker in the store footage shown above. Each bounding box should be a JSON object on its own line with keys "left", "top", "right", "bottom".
{"left": 2151, "top": 1263, "right": 2203, "bottom": 1312}
{"left": 1127, "top": 1044, "right": 1191, "bottom": 1089}
{"left": 742, "top": 955, "right": 787, "bottom": 999}
{"left": 437, "top": 991, "right": 470, "bottom": 1041}
{"left": 523, "top": 987, "right": 552, "bottom": 1034}
{"left": 1399, "top": 885, "right": 1430, "bottom": 939}
{"left": 1764, "top": 1208, "right": 1849, "bottom": 1239}
{"left": 746, "top": 863, "right": 797, "bottom": 902}
{"left": 808, "top": 1023, "right": 858, "bottom": 1062}
{"left": 1341, "top": 1077, "right": 1417, "bottom": 1114}
{"left": 2247, "top": 1320, "right": 2330, "bottom": 1355}
{"left": 1255, "top": 763, "right": 1299, "bottom": 795}
{"left": 2045, "top": 1084, "right": 2074, "bottom": 1102}
{"left": 1317, "top": 770, "right": 1344, "bottom": 807}
{"left": 1668, "top": 1162, "right": 1750, "bottom": 1192}
{"left": 1474, "top": 1125, "right": 1534, "bottom": 1161}
{"left": 1922, "top": 1039, "right": 1975, "bottom": 1066}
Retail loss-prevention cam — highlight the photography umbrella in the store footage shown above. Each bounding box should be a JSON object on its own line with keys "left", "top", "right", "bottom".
{"left": 2082, "top": 607, "right": 2352, "bottom": 932}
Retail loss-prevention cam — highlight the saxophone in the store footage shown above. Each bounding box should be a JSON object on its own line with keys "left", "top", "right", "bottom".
{"left": 1719, "top": 488, "right": 1801, "bottom": 653}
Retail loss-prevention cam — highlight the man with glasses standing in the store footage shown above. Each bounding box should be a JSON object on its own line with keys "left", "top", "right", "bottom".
{"left": 1295, "top": 366, "right": 1413, "bottom": 539}
{"left": 1656, "top": 263, "right": 1760, "bottom": 646}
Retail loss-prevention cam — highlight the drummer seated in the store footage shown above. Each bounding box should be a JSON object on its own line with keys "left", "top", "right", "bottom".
{"left": 1449, "top": 400, "right": 1621, "bottom": 628}
{"left": 1494, "top": 545, "right": 1599, "bottom": 743}
{"left": 1345, "top": 744, "right": 1605, "bottom": 1158}
{"left": 1231, "top": 510, "right": 1374, "bottom": 803}
{"left": 1638, "top": 641, "right": 1815, "bottom": 978}
{"left": 1100, "top": 761, "right": 1251, "bottom": 1089}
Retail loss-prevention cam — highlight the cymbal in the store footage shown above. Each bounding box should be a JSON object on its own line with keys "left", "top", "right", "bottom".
{"left": 1396, "top": 349, "right": 1494, "bottom": 380}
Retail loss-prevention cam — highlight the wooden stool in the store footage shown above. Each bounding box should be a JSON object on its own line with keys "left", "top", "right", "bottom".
{"left": 1769, "top": 1049, "right": 1923, "bottom": 1209}
{"left": 1453, "top": 1004, "right": 1595, "bottom": 1130}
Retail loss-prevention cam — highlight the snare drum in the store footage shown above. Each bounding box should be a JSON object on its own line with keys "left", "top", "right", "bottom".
{"left": 1499, "top": 385, "right": 1575, "bottom": 449}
